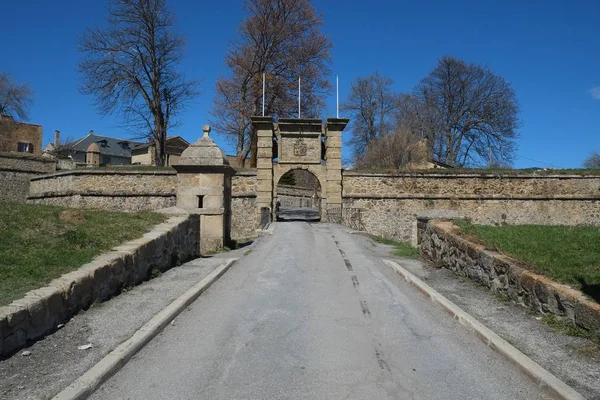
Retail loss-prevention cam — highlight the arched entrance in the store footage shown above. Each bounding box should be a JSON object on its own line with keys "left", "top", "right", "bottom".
{"left": 251, "top": 116, "right": 349, "bottom": 226}
{"left": 275, "top": 168, "right": 322, "bottom": 221}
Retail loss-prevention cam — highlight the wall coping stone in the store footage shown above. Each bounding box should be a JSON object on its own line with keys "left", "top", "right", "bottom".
{"left": 0, "top": 214, "right": 200, "bottom": 357}
{"left": 30, "top": 169, "right": 177, "bottom": 181}
{"left": 342, "top": 171, "right": 600, "bottom": 179}
{"left": 421, "top": 219, "right": 600, "bottom": 334}
{"left": 27, "top": 191, "right": 175, "bottom": 200}
{"left": 0, "top": 152, "right": 56, "bottom": 163}
{"left": 342, "top": 194, "right": 600, "bottom": 201}
{"left": 233, "top": 170, "right": 258, "bottom": 176}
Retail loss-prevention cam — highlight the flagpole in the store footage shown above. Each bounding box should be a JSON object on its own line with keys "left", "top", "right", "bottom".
{"left": 336, "top": 75, "right": 339, "bottom": 118}
{"left": 298, "top": 77, "right": 301, "bottom": 118}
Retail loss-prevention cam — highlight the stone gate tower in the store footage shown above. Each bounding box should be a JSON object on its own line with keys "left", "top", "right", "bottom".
{"left": 252, "top": 116, "right": 349, "bottom": 223}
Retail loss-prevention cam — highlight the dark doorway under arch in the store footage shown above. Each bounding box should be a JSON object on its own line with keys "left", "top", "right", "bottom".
{"left": 275, "top": 169, "right": 322, "bottom": 222}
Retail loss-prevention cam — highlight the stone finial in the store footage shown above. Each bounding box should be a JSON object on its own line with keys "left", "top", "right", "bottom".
{"left": 173, "top": 124, "right": 230, "bottom": 167}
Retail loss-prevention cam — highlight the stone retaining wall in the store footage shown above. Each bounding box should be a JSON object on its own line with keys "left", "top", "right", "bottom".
{"left": 27, "top": 170, "right": 177, "bottom": 211}
{"left": 0, "top": 152, "right": 56, "bottom": 203}
{"left": 0, "top": 214, "right": 200, "bottom": 357}
{"left": 418, "top": 218, "right": 600, "bottom": 334}
{"left": 342, "top": 172, "right": 600, "bottom": 244}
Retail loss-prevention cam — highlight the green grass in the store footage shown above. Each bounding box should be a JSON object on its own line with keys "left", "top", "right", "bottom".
{"left": 454, "top": 221, "right": 600, "bottom": 291}
{"left": 0, "top": 203, "right": 167, "bottom": 306}
{"left": 366, "top": 234, "right": 420, "bottom": 259}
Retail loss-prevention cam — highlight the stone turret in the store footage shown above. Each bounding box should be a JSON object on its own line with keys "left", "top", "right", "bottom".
{"left": 172, "top": 125, "right": 235, "bottom": 254}
{"left": 86, "top": 142, "right": 100, "bottom": 167}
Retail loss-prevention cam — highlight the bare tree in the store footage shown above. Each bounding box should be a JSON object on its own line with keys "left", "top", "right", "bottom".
{"left": 341, "top": 71, "right": 400, "bottom": 159}
{"left": 355, "top": 127, "right": 424, "bottom": 170}
{"left": 402, "top": 56, "right": 520, "bottom": 167}
{"left": 0, "top": 73, "right": 34, "bottom": 151}
{"left": 584, "top": 151, "right": 600, "bottom": 168}
{"left": 79, "top": 0, "right": 198, "bottom": 166}
{"left": 210, "top": 0, "right": 332, "bottom": 167}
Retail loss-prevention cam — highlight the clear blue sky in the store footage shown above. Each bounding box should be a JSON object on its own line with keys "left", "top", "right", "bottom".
{"left": 1, "top": 0, "right": 599, "bottom": 168}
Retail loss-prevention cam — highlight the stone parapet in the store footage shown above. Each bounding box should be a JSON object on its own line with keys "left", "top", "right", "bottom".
{"left": 26, "top": 170, "right": 177, "bottom": 211}
{"left": 0, "top": 214, "right": 200, "bottom": 357}
{"left": 419, "top": 219, "right": 600, "bottom": 335}
{"left": 342, "top": 172, "right": 600, "bottom": 197}
{"left": 0, "top": 152, "right": 56, "bottom": 173}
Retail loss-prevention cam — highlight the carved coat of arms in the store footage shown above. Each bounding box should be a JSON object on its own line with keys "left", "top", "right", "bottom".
{"left": 294, "top": 138, "right": 307, "bottom": 156}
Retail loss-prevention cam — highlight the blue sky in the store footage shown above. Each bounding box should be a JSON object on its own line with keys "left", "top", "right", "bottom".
{"left": 1, "top": 0, "right": 599, "bottom": 168}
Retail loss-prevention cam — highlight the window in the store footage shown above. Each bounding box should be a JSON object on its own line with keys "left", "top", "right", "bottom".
{"left": 197, "top": 195, "right": 204, "bottom": 208}
{"left": 17, "top": 142, "right": 33, "bottom": 153}
{"left": 101, "top": 155, "right": 111, "bottom": 165}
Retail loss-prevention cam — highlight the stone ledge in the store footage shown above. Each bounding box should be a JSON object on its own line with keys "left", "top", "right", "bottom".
{"left": 30, "top": 169, "right": 177, "bottom": 181}
{"left": 0, "top": 214, "right": 200, "bottom": 358}
{"left": 419, "top": 219, "right": 600, "bottom": 335}
{"left": 342, "top": 171, "right": 600, "bottom": 179}
{"left": 27, "top": 191, "right": 176, "bottom": 199}
{"left": 342, "top": 194, "right": 600, "bottom": 201}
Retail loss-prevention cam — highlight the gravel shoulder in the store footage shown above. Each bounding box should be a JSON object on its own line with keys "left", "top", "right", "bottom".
{"left": 0, "top": 246, "right": 252, "bottom": 400}
{"left": 359, "top": 235, "right": 600, "bottom": 400}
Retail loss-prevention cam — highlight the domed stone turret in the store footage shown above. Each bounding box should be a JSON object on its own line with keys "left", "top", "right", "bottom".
{"left": 176, "top": 125, "right": 230, "bottom": 167}
{"left": 172, "top": 124, "right": 235, "bottom": 255}
{"left": 87, "top": 142, "right": 100, "bottom": 153}
{"left": 86, "top": 142, "right": 101, "bottom": 166}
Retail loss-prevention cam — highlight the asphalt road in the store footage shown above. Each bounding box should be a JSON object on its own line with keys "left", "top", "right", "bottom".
{"left": 91, "top": 222, "right": 553, "bottom": 400}
{"left": 276, "top": 207, "right": 320, "bottom": 221}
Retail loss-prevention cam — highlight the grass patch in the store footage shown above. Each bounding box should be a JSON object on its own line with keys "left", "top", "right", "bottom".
{"left": 542, "top": 315, "right": 600, "bottom": 346}
{"left": 0, "top": 203, "right": 167, "bottom": 306}
{"left": 454, "top": 221, "right": 600, "bottom": 295}
{"left": 366, "top": 234, "right": 420, "bottom": 259}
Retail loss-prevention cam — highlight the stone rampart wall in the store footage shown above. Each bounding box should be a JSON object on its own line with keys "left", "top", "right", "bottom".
{"left": 342, "top": 172, "right": 600, "bottom": 244}
{"left": 27, "top": 170, "right": 177, "bottom": 211}
{"left": 0, "top": 152, "right": 56, "bottom": 203}
{"left": 343, "top": 172, "right": 600, "bottom": 197}
{"left": 419, "top": 219, "right": 600, "bottom": 334}
{"left": 0, "top": 214, "right": 200, "bottom": 357}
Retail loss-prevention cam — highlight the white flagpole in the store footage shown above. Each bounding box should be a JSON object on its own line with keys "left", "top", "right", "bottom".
{"left": 262, "top": 73, "right": 265, "bottom": 117}
{"left": 336, "top": 75, "right": 339, "bottom": 118}
{"left": 298, "top": 77, "right": 301, "bottom": 118}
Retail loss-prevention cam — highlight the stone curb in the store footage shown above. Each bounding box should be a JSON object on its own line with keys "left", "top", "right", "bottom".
{"left": 0, "top": 215, "right": 200, "bottom": 358}
{"left": 383, "top": 259, "right": 585, "bottom": 400}
{"left": 52, "top": 258, "right": 237, "bottom": 400}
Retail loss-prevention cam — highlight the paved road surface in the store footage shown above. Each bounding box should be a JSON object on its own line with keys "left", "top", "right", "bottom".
{"left": 92, "top": 222, "right": 553, "bottom": 400}
{"left": 276, "top": 207, "right": 320, "bottom": 221}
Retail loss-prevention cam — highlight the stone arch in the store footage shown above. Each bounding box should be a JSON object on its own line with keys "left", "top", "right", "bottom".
{"left": 251, "top": 117, "right": 348, "bottom": 224}
{"left": 273, "top": 164, "right": 327, "bottom": 219}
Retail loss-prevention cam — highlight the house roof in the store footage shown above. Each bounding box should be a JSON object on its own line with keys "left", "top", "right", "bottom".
{"left": 66, "top": 133, "right": 144, "bottom": 158}
{"left": 131, "top": 136, "right": 190, "bottom": 151}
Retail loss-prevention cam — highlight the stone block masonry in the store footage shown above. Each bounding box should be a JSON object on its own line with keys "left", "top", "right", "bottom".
{"left": 0, "top": 214, "right": 200, "bottom": 358}
{"left": 0, "top": 152, "right": 56, "bottom": 203}
{"left": 231, "top": 171, "right": 257, "bottom": 239}
{"left": 343, "top": 172, "right": 600, "bottom": 244}
{"left": 27, "top": 169, "right": 177, "bottom": 211}
{"left": 419, "top": 219, "right": 600, "bottom": 334}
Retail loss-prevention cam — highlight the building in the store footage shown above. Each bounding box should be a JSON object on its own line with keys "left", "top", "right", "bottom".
{"left": 131, "top": 136, "right": 189, "bottom": 166}
{"left": 56, "top": 131, "right": 143, "bottom": 166}
{"left": 0, "top": 114, "right": 43, "bottom": 156}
